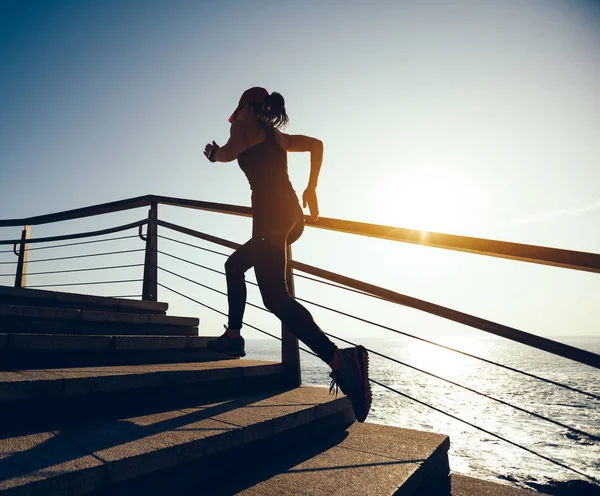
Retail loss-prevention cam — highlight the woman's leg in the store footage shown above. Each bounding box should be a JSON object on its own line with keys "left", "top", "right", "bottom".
{"left": 224, "top": 239, "right": 258, "bottom": 330}
{"left": 253, "top": 230, "right": 337, "bottom": 365}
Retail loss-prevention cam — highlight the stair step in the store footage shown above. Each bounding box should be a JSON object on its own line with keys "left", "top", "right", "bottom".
{"left": 0, "top": 334, "right": 228, "bottom": 369}
{"left": 205, "top": 422, "right": 450, "bottom": 495}
{"left": 0, "top": 360, "right": 284, "bottom": 404}
{"left": 0, "top": 285, "right": 168, "bottom": 314}
{"left": 0, "top": 304, "right": 198, "bottom": 336}
{"left": 0, "top": 387, "right": 353, "bottom": 496}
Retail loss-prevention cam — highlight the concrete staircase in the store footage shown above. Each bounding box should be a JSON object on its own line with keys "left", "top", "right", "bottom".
{"left": 0, "top": 286, "right": 456, "bottom": 495}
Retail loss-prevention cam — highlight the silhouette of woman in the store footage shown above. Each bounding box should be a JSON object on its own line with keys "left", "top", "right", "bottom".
{"left": 204, "top": 87, "right": 371, "bottom": 422}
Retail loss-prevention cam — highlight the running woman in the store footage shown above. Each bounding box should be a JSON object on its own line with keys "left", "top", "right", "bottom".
{"left": 203, "top": 87, "right": 371, "bottom": 422}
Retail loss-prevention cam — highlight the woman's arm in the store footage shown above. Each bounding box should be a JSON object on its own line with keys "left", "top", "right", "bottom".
{"left": 277, "top": 132, "right": 323, "bottom": 220}
{"left": 204, "top": 120, "right": 246, "bottom": 163}
{"left": 277, "top": 132, "right": 324, "bottom": 189}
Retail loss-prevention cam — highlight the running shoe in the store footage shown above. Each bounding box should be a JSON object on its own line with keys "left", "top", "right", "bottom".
{"left": 207, "top": 327, "right": 246, "bottom": 357}
{"left": 329, "top": 345, "right": 371, "bottom": 422}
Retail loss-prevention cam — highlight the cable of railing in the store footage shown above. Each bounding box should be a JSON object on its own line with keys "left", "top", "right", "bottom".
{"left": 296, "top": 296, "right": 600, "bottom": 401}
{"left": 158, "top": 250, "right": 227, "bottom": 277}
{"left": 157, "top": 282, "right": 281, "bottom": 342}
{"left": 23, "top": 249, "right": 145, "bottom": 265}
{"left": 28, "top": 279, "right": 143, "bottom": 289}
{"left": 158, "top": 234, "right": 230, "bottom": 258}
{"left": 24, "top": 234, "right": 140, "bottom": 252}
{"left": 157, "top": 245, "right": 599, "bottom": 399}
{"left": 156, "top": 278, "right": 599, "bottom": 486}
{"left": 157, "top": 261, "right": 599, "bottom": 440}
{"left": 371, "top": 378, "right": 599, "bottom": 485}
{"left": 154, "top": 219, "right": 600, "bottom": 369}
{"left": 326, "top": 331, "right": 599, "bottom": 441}
{"left": 23, "top": 263, "right": 144, "bottom": 277}
{"left": 292, "top": 260, "right": 600, "bottom": 370}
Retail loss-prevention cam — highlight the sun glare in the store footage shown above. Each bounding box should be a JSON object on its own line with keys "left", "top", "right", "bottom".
{"left": 375, "top": 170, "right": 481, "bottom": 234}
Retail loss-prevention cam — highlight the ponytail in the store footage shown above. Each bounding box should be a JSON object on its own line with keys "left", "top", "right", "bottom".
{"left": 255, "top": 92, "right": 289, "bottom": 129}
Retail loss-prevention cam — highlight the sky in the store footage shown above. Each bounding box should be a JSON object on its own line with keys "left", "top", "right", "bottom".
{"left": 0, "top": 0, "right": 599, "bottom": 350}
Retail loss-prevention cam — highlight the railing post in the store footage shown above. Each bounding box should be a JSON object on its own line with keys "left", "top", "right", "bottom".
{"left": 14, "top": 225, "right": 30, "bottom": 288}
{"left": 282, "top": 244, "right": 301, "bottom": 387}
{"left": 142, "top": 203, "right": 158, "bottom": 301}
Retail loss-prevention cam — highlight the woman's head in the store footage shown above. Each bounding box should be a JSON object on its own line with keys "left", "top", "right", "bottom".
{"left": 228, "top": 87, "right": 289, "bottom": 129}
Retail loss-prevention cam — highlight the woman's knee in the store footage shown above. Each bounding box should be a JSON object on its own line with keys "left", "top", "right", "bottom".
{"left": 261, "top": 290, "right": 291, "bottom": 315}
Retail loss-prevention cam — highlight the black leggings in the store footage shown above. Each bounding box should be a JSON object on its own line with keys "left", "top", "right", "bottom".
{"left": 225, "top": 203, "right": 337, "bottom": 364}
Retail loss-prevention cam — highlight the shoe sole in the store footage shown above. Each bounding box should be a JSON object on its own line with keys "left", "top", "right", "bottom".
{"left": 207, "top": 343, "right": 246, "bottom": 358}
{"left": 353, "top": 345, "right": 372, "bottom": 422}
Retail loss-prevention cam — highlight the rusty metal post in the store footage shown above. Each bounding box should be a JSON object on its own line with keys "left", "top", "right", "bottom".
{"left": 142, "top": 203, "right": 158, "bottom": 301}
{"left": 14, "top": 225, "right": 30, "bottom": 288}
{"left": 282, "top": 244, "right": 301, "bottom": 387}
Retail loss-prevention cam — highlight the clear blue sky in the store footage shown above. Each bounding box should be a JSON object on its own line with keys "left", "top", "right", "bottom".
{"left": 1, "top": 0, "right": 599, "bottom": 346}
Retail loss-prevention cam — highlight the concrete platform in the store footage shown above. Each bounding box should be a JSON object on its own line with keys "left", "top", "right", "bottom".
{"left": 0, "top": 304, "right": 198, "bottom": 336}
{"left": 0, "top": 285, "right": 168, "bottom": 314}
{"left": 0, "top": 387, "right": 354, "bottom": 495}
{"left": 450, "top": 474, "right": 549, "bottom": 495}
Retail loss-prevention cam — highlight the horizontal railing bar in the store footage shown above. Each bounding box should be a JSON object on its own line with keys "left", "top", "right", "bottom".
{"left": 291, "top": 259, "right": 600, "bottom": 369}
{"left": 150, "top": 195, "right": 253, "bottom": 218}
{"left": 308, "top": 217, "right": 600, "bottom": 274}
{"left": 153, "top": 196, "right": 600, "bottom": 272}
{"left": 0, "top": 196, "right": 152, "bottom": 227}
{"left": 2, "top": 194, "right": 598, "bottom": 272}
{"left": 156, "top": 220, "right": 600, "bottom": 369}
{"left": 0, "top": 220, "right": 147, "bottom": 246}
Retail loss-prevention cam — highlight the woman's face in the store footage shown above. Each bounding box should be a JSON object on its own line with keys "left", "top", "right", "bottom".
{"left": 230, "top": 103, "right": 256, "bottom": 123}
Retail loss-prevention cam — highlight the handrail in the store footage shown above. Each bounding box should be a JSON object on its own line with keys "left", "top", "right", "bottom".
{"left": 0, "top": 196, "right": 152, "bottom": 227}
{"left": 0, "top": 194, "right": 598, "bottom": 273}
{"left": 155, "top": 219, "right": 600, "bottom": 370}
{"left": 0, "top": 220, "right": 148, "bottom": 246}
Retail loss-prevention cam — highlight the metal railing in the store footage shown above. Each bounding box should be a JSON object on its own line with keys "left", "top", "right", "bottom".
{"left": 1, "top": 194, "right": 599, "bottom": 485}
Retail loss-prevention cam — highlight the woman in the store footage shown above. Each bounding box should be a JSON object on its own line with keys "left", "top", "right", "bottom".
{"left": 203, "top": 87, "right": 371, "bottom": 422}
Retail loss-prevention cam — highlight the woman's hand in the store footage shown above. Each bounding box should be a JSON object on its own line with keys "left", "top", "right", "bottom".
{"left": 302, "top": 187, "right": 319, "bottom": 221}
{"left": 204, "top": 141, "right": 220, "bottom": 162}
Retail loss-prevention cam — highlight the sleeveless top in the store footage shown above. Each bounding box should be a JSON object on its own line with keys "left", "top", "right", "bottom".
{"left": 237, "top": 122, "right": 298, "bottom": 210}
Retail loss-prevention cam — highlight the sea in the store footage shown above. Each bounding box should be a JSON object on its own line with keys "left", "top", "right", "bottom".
{"left": 244, "top": 335, "right": 600, "bottom": 495}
